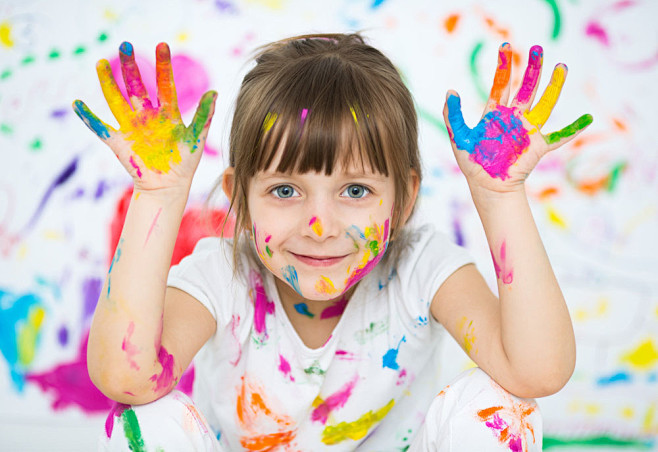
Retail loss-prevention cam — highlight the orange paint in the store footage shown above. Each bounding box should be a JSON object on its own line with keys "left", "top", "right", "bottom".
{"left": 444, "top": 13, "right": 460, "bottom": 33}
{"left": 612, "top": 117, "right": 627, "bottom": 131}
{"left": 489, "top": 45, "right": 512, "bottom": 104}
{"left": 538, "top": 186, "right": 560, "bottom": 200}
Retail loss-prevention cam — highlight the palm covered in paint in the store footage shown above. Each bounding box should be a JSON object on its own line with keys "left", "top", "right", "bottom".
{"left": 443, "top": 43, "right": 592, "bottom": 193}
{"left": 73, "top": 42, "right": 217, "bottom": 192}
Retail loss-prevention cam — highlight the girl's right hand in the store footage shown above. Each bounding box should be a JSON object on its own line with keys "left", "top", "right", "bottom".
{"left": 72, "top": 42, "right": 217, "bottom": 193}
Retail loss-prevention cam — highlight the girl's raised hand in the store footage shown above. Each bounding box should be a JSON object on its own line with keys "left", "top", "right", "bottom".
{"left": 72, "top": 42, "right": 217, "bottom": 192}
{"left": 442, "top": 43, "right": 592, "bottom": 194}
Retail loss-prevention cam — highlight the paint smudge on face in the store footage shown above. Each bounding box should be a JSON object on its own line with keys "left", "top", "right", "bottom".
{"left": 278, "top": 354, "right": 295, "bottom": 381}
{"left": 315, "top": 275, "right": 338, "bottom": 295}
{"left": 321, "top": 399, "right": 395, "bottom": 444}
{"left": 457, "top": 316, "right": 477, "bottom": 355}
{"left": 0, "top": 289, "right": 46, "bottom": 391}
{"left": 149, "top": 346, "right": 177, "bottom": 395}
{"left": 309, "top": 216, "right": 323, "bottom": 236}
{"left": 491, "top": 241, "right": 513, "bottom": 284}
{"left": 121, "top": 322, "right": 140, "bottom": 371}
{"left": 237, "top": 375, "right": 296, "bottom": 449}
{"left": 282, "top": 265, "right": 303, "bottom": 296}
{"left": 320, "top": 296, "right": 348, "bottom": 319}
{"left": 515, "top": 46, "right": 543, "bottom": 104}
{"left": 382, "top": 336, "right": 406, "bottom": 370}
{"left": 447, "top": 95, "right": 530, "bottom": 180}
{"left": 312, "top": 375, "right": 359, "bottom": 424}
{"left": 294, "top": 302, "right": 314, "bottom": 318}
{"left": 344, "top": 219, "right": 390, "bottom": 292}
{"left": 249, "top": 271, "right": 275, "bottom": 342}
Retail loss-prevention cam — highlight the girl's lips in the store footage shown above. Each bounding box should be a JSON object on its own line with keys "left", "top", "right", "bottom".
{"left": 291, "top": 252, "right": 348, "bottom": 268}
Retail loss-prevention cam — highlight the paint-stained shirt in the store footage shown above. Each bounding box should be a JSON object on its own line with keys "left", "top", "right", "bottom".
{"left": 167, "top": 224, "right": 473, "bottom": 451}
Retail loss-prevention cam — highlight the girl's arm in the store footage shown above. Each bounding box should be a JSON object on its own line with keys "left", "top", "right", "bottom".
{"left": 73, "top": 42, "right": 217, "bottom": 404}
{"left": 432, "top": 43, "right": 592, "bottom": 398}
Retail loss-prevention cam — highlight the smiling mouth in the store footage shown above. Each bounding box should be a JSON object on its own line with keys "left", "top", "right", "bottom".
{"left": 290, "top": 252, "right": 349, "bottom": 267}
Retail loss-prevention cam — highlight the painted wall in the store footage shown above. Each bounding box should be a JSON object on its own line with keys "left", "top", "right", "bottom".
{"left": 1, "top": 0, "right": 656, "bottom": 449}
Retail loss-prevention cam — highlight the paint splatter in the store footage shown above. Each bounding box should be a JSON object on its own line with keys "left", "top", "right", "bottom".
{"left": 382, "top": 336, "right": 406, "bottom": 370}
{"left": 149, "top": 346, "right": 177, "bottom": 395}
{"left": 344, "top": 219, "right": 390, "bottom": 292}
{"left": 491, "top": 241, "right": 513, "bottom": 284}
{"left": 309, "top": 216, "right": 323, "bottom": 236}
{"left": 355, "top": 320, "right": 388, "bottom": 345}
{"left": 320, "top": 296, "right": 348, "bottom": 319}
{"left": 282, "top": 265, "right": 302, "bottom": 296}
{"left": 294, "top": 302, "right": 314, "bottom": 318}
{"left": 457, "top": 316, "right": 477, "bottom": 355}
{"left": 121, "top": 322, "right": 140, "bottom": 371}
{"left": 315, "top": 275, "right": 338, "bottom": 295}
{"left": 249, "top": 271, "right": 275, "bottom": 342}
{"left": 621, "top": 339, "right": 658, "bottom": 371}
{"left": 278, "top": 354, "right": 294, "bottom": 381}
{"left": 321, "top": 399, "right": 395, "bottom": 444}
{"left": 312, "top": 375, "right": 359, "bottom": 424}
{"left": 444, "top": 13, "right": 460, "bottom": 33}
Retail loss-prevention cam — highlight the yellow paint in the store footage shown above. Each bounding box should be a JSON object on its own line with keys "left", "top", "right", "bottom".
{"left": 176, "top": 32, "right": 189, "bottom": 43}
{"left": 43, "top": 229, "right": 65, "bottom": 240}
{"left": 17, "top": 244, "right": 28, "bottom": 260}
{"left": 620, "top": 406, "right": 635, "bottom": 419}
{"left": 546, "top": 205, "right": 568, "bottom": 229}
{"left": 524, "top": 64, "right": 566, "bottom": 128}
{"left": 0, "top": 21, "right": 14, "bottom": 48}
{"left": 134, "top": 192, "right": 140, "bottom": 200}
{"left": 621, "top": 338, "right": 658, "bottom": 371}
{"left": 310, "top": 217, "right": 323, "bottom": 236}
{"left": 642, "top": 403, "right": 657, "bottom": 434}
{"left": 262, "top": 112, "right": 277, "bottom": 133}
{"left": 322, "top": 399, "right": 394, "bottom": 444}
{"left": 350, "top": 106, "right": 358, "bottom": 125}
{"left": 584, "top": 403, "right": 601, "bottom": 416}
{"left": 103, "top": 9, "right": 119, "bottom": 21}
{"left": 457, "top": 316, "right": 476, "bottom": 355}
{"left": 246, "top": 0, "right": 285, "bottom": 9}
{"left": 315, "top": 276, "right": 337, "bottom": 295}
{"left": 574, "top": 298, "right": 609, "bottom": 322}
{"left": 17, "top": 306, "right": 46, "bottom": 365}
{"left": 379, "top": 199, "right": 383, "bottom": 206}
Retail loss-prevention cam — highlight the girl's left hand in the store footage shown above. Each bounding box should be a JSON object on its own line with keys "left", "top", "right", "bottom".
{"left": 442, "top": 43, "right": 593, "bottom": 194}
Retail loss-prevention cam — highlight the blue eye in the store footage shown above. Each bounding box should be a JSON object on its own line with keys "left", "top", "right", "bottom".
{"left": 273, "top": 185, "right": 298, "bottom": 198}
{"left": 342, "top": 185, "right": 369, "bottom": 199}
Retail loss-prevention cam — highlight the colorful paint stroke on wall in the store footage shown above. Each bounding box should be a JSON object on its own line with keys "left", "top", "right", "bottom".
{"left": 0, "top": 0, "right": 656, "bottom": 449}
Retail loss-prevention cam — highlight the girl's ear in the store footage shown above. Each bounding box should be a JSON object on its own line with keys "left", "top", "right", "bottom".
{"left": 222, "top": 167, "right": 236, "bottom": 200}
{"left": 400, "top": 169, "right": 420, "bottom": 225}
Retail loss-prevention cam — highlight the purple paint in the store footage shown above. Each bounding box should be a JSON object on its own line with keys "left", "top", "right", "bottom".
{"left": 94, "top": 180, "right": 110, "bottom": 199}
{"left": 81, "top": 277, "right": 102, "bottom": 324}
{"left": 50, "top": 108, "right": 68, "bottom": 119}
{"left": 57, "top": 326, "right": 68, "bottom": 346}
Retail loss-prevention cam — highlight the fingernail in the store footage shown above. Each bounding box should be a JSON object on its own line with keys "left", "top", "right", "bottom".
{"left": 119, "top": 42, "right": 133, "bottom": 56}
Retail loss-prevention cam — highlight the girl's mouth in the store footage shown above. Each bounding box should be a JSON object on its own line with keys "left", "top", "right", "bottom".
{"left": 290, "top": 252, "right": 348, "bottom": 268}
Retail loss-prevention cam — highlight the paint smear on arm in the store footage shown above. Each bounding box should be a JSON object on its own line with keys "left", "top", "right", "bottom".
{"left": 121, "top": 322, "right": 140, "bottom": 370}
{"left": 491, "top": 241, "right": 513, "bottom": 284}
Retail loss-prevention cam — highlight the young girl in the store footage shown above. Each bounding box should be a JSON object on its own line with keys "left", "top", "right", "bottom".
{"left": 74, "top": 34, "right": 591, "bottom": 451}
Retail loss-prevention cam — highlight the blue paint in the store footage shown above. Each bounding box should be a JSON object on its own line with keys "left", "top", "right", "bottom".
{"left": 382, "top": 336, "right": 406, "bottom": 370}
{"left": 371, "top": 0, "right": 387, "bottom": 8}
{"left": 73, "top": 100, "right": 111, "bottom": 139}
{"left": 0, "top": 289, "right": 44, "bottom": 391}
{"left": 378, "top": 268, "right": 397, "bottom": 290}
{"left": 119, "top": 41, "right": 133, "bottom": 56}
{"left": 282, "top": 265, "right": 302, "bottom": 296}
{"left": 596, "top": 371, "right": 632, "bottom": 386}
{"left": 446, "top": 94, "right": 480, "bottom": 154}
{"left": 107, "top": 240, "right": 123, "bottom": 298}
{"left": 294, "top": 303, "right": 314, "bottom": 318}
{"left": 345, "top": 225, "right": 366, "bottom": 241}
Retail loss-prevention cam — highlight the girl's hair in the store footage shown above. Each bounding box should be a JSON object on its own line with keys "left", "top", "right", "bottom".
{"left": 223, "top": 32, "right": 421, "bottom": 247}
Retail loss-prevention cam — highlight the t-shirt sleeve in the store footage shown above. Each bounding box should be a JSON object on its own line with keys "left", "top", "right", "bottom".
{"left": 393, "top": 224, "right": 474, "bottom": 330}
{"left": 167, "top": 237, "right": 235, "bottom": 324}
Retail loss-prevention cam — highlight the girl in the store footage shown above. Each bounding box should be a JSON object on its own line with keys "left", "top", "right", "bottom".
{"left": 74, "top": 34, "right": 591, "bottom": 451}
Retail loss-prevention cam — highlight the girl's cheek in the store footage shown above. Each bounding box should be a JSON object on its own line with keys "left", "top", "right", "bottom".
{"left": 252, "top": 223, "right": 274, "bottom": 262}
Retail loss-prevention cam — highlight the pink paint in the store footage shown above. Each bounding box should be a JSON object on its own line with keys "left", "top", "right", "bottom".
{"left": 311, "top": 375, "right": 358, "bottom": 424}
{"left": 249, "top": 270, "right": 275, "bottom": 337}
{"left": 485, "top": 412, "right": 522, "bottom": 452}
{"left": 585, "top": 21, "right": 609, "bottom": 46}
{"left": 105, "top": 402, "right": 129, "bottom": 438}
{"left": 278, "top": 354, "right": 295, "bottom": 381}
{"left": 265, "top": 235, "right": 271, "bottom": 243}
{"left": 121, "top": 322, "right": 140, "bottom": 370}
{"left": 335, "top": 350, "right": 356, "bottom": 360}
{"left": 320, "top": 296, "right": 348, "bottom": 319}
{"left": 229, "top": 314, "right": 242, "bottom": 366}
{"left": 149, "top": 346, "right": 176, "bottom": 395}
{"left": 143, "top": 208, "right": 162, "bottom": 247}
{"left": 129, "top": 156, "right": 142, "bottom": 178}
{"left": 176, "top": 365, "right": 195, "bottom": 396}
{"left": 300, "top": 108, "right": 309, "bottom": 126}
{"left": 491, "top": 241, "right": 513, "bottom": 284}
{"left": 25, "top": 331, "right": 114, "bottom": 413}
{"left": 515, "top": 46, "right": 543, "bottom": 104}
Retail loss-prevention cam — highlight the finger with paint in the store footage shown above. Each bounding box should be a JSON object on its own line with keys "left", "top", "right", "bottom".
{"left": 71, "top": 99, "right": 116, "bottom": 142}
{"left": 512, "top": 45, "right": 543, "bottom": 110}
{"left": 486, "top": 43, "right": 512, "bottom": 112}
{"left": 524, "top": 63, "right": 567, "bottom": 129}
{"left": 155, "top": 42, "right": 179, "bottom": 119}
{"left": 119, "top": 41, "right": 153, "bottom": 111}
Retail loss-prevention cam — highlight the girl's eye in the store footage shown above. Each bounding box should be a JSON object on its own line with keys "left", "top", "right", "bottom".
{"left": 272, "top": 185, "right": 298, "bottom": 198}
{"left": 342, "top": 185, "right": 370, "bottom": 199}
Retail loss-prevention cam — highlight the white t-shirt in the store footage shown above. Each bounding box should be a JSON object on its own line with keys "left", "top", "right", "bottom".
{"left": 167, "top": 224, "right": 473, "bottom": 450}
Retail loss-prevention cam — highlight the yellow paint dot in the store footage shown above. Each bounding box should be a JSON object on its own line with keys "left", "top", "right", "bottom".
{"left": 0, "top": 21, "right": 14, "bottom": 48}
{"left": 176, "top": 32, "right": 189, "bottom": 42}
{"left": 621, "top": 339, "right": 658, "bottom": 371}
{"left": 546, "top": 204, "right": 568, "bottom": 229}
{"left": 584, "top": 403, "right": 601, "bottom": 416}
{"left": 620, "top": 406, "right": 635, "bottom": 419}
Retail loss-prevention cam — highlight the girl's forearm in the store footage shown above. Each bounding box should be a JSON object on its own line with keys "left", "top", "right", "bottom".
{"left": 87, "top": 187, "right": 188, "bottom": 400}
{"left": 470, "top": 185, "right": 576, "bottom": 394}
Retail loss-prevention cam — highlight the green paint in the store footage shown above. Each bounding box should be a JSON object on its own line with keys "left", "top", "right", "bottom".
{"left": 607, "top": 161, "right": 626, "bottom": 192}
{"left": 121, "top": 408, "right": 146, "bottom": 452}
{"left": 0, "top": 123, "right": 13, "bottom": 135}
{"left": 544, "top": 434, "right": 654, "bottom": 449}
{"left": 1, "top": 69, "right": 11, "bottom": 80}
{"left": 29, "top": 138, "right": 42, "bottom": 151}
{"left": 265, "top": 245, "right": 273, "bottom": 257}
{"left": 48, "top": 49, "right": 61, "bottom": 59}
{"left": 73, "top": 45, "right": 86, "bottom": 55}
{"left": 98, "top": 32, "right": 109, "bottom": 42}
{"left": 542, "top": 0, "right": 562, "bottom": 40}
{"left": 545, "top": 114, "right": 593, "bottom": 144}
{"left": 417, "top": 107, "right": 448, "bottom": 137}
{"left": 21, "top": 55, "right": 35, "bottom": 65}
{"left": 304, "top": 364, "right": 326, "bottom": 376}
{"left": 469, "top": 41, "right": 489, "bottom": 102}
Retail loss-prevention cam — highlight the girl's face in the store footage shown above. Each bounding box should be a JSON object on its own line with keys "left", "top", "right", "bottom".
{"left": 246, "top": 155, "right": 395, "bottom": 303}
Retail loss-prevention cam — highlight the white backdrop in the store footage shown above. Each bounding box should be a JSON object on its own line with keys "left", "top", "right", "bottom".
{"left": 1, "top": 0, "right": 657, "bottom": 450}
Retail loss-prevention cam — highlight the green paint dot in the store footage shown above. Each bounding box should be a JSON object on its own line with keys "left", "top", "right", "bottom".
{"left": 1, "top": 69, "right": 11, "bottom": 80}
{"left": 30, "top": 138, "right": 43, "bottom": 151}
{"left": 48, "top": 49, "right": 61, "bottom": 59}
{"left": 98, "top": 32, "right": 108, "bottom": 42}
{"left": 0, "top": 123, "right": 13, "bottom": 134}
{"left": 21, "top": 55, "right": 36, "bottom": 65}
{"left": 73, "top": 45, "right": 86, "bottom": 55}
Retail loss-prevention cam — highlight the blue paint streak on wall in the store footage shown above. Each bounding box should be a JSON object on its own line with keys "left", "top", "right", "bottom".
{"left": 596, "top": 371, "right": 632, "bottom": 386}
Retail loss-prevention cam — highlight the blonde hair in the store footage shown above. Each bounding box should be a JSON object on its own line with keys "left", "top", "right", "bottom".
{"left": 221, "top": 33, "right": 421, "bottom": 252}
